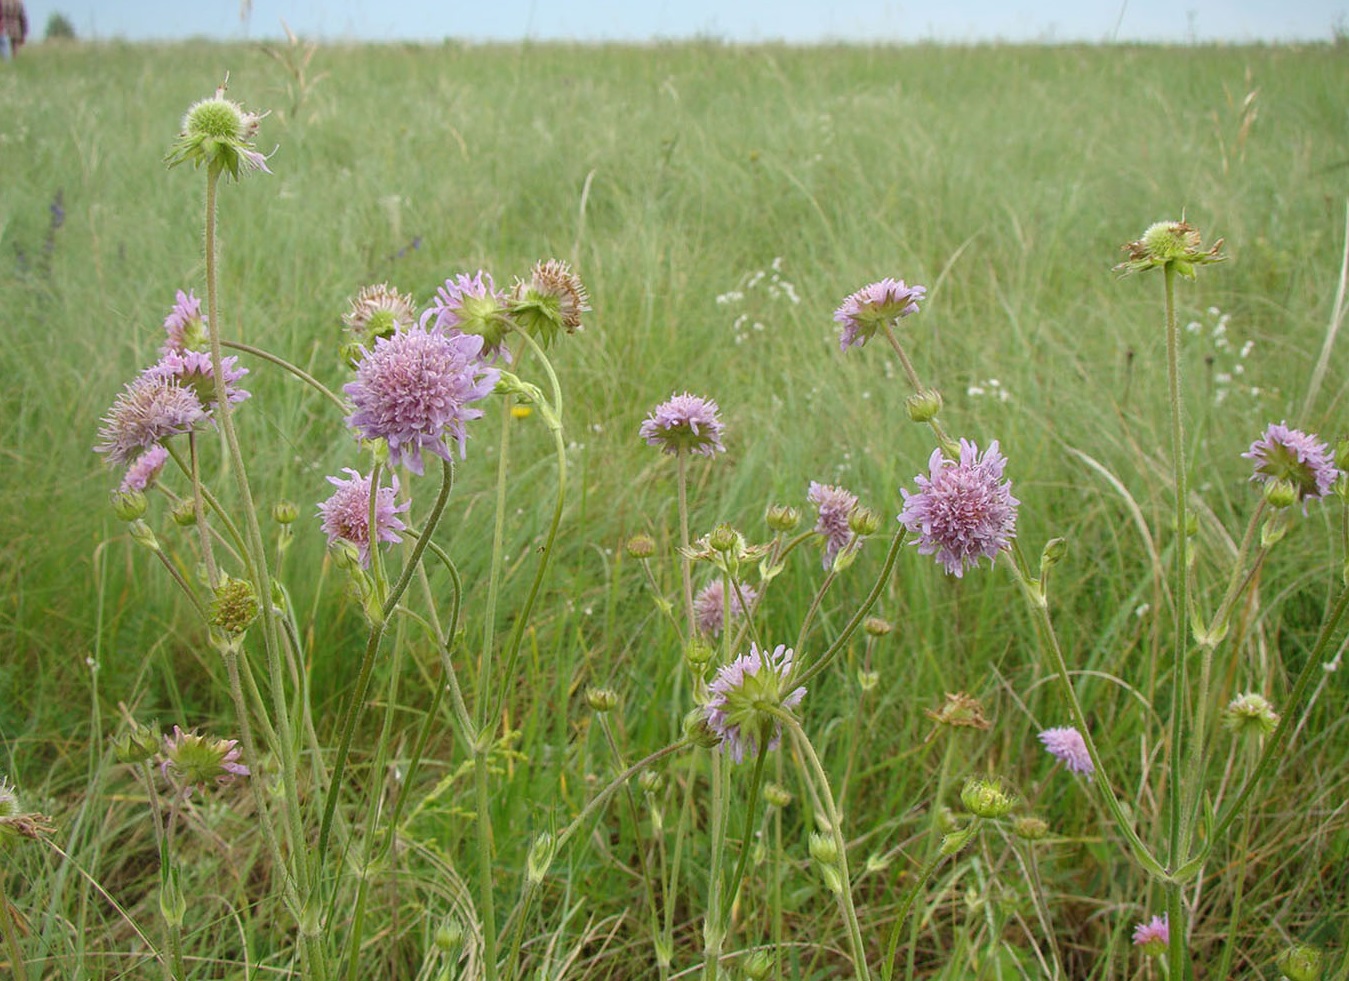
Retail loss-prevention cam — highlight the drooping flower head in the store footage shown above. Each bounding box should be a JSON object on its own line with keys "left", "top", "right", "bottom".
{"left": 694, "top": 578, "right": 758, "bottom": 637}
{"left": 510, "top": 259, "right": 591, "bottom": 347}
{"left": 1131, "top": 914, "right": 1169, "bottom": 957}
{"left": 120, "top": 444, "right": 170, "bottom": 493}
{"left": 316, "top": 467, "right": 411, "bottom": 567}
{"left": 640, "top": 392, "right": 726, "bottom": 457}
{"left": 161, "top": 289, "right": 209, "bottom": 355}
{"left": 899, "top": 439, "right": 1018, "bottom": 577}
{"left": 833, "top": 278, "right": 926, "bottom": 352}
{"left": 96, "top": 374, "right": 207, "bottom": 465}
{"left": 341, "top": 282, "right": 417, "bottom": 365}
{"left": 143, "top": 350, "right": 250, "bottom": 409}
{"left": 345, "top": 325, "right": 500, "bottom": 474}
{"left": 704, "top": 643, "right": 806, "bottom": 763}
{"left": 808, "top": 480, "right": 859, "bottom": 569}
{"left": 421, "top": 271, "right": 513, "bottom": 363}
{"left": 1038, "top": 726, "right": 1094, "bottom": 776}
{"left": 160, "top": 726, "right": 250, "bottom": 797}
{"left": 166, "top": 80, "right": 271, "bottom": 179}
{"left": 1115, "top": 220, "right": 1225, "bottom": 279}
{"left": 1242, "top": 422, "right": 1338, "bottom": 509}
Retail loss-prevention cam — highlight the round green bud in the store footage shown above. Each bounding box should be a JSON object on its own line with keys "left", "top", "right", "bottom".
{"left": 762, "top": 782, "right": 793, "bottom": 809}
{"left": 186, "top": 97, "right": 247, "bottom": 140}
{"left": 808, "top": 831, "right": 839, "bottom": 866}
{"left": 848, "top": 506, "right": 881, "bottom": 537}
{"left": 742, "top": 950, "right": 773, "bottom": 980}
{"left": 1013, "top": 816, "right": 1049, "bottom": 841}
{"left": 111, "top": 489, "right": 148, "bottom": 522}
{"left": 330, "top": 540, "right": 362, "bottom": 572}
{"left": 1040, "top": 537, "right": 1068, "bottom": 568}
{"left": 171, "top": 499, "right": 198, "bottom": 527}
{"left": 433, "top": 920, "right": 465, "bottom": 954}
{"left": 625, "top": 533, "right": 656, "bottom": 559}
{"left": 1264, "top": 478, "right": 1299, "bottom": 510}
{"left": 113, "top": 720, "right": 161, "bottom": 764}
{"left": 638, "top": 769, "right": 666, "bottom": 795}
{"left": 857, "top": 669, "right": 879, "bottom": 692}
{"left": 128, "top": 519, "right": 161, "bottom": 552}
{"left": 961, "top": 777, "right": 1016, "bottom": 819}
{"left": 684, "top": 640, "right": 714, "bottom": 668}
{"left": 272, "top": 500, "right": 299, "bottom": 525}
{"left": 586, "top": 687, "right": 619, "bottom": 712}
{"left": 765, "top": 504, "right": 801, "bottom": 532}
{"left": 683, "top": 709, "right": 722, "bottom": 749}
{"left": 1277, "top": 944, "right": 1324, "bottom": 981}
{"left": 709, "top": 523, "right": 741, "bottom": 553}
{"left": 906, "top": 388, "right": 943, "bottom": 423}
{"left": 210, "top": 576, "right": 260, "bottom": 635}
{"left": 863, "top": 616, "right": 894, "bottom": 636}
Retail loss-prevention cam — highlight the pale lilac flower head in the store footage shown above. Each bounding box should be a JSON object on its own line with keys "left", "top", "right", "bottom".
{"left": 694, "top": 578, "right": 758, "bottom": 637}
{"left": 1132, "top": 914, "right": 1169, "bottom": 956}
{"left": 143, "top": 350, "right": 250, "bottom": 409}
{"left": 421, "top": 271, "right": 513, "bottom": 363}
{"left": 161, "top": 289, "right": 208, "bottom": 355}
{"left": 640, "top": 392, "right": 726, "bottom": 457}
{"left": 95, "top": 374, "right": 207, "bottom": 465}
{"left": 316, "top": 468, "right": 411, "bottom": 567}
{"left": 120, "top": 445, "right": 170, "bottom": 493}
{"left": 833, "top": 278, "right": 926, "bottom": 352}
{"left": 159, "top": 725, "right": 250, "bottom": 798}
{"left": 1038, "top": 726, "right": 1094, "bottom": 776}
{"left": 345, "top": 324, "right": 500, "bottom": 474}
{"left": 704, "top": 643, "right": 806, "bottom": 763}
{"left": 899, "top": 439, "right": 1018, "bottom": 577}
{"left": 1242, "top": 422, "right": 1338, "bottom": 508}
{"left": 808, "top": 481, "right": 859, "bottom": 569}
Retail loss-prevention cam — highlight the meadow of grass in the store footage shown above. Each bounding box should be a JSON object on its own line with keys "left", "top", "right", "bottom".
{"left": 1, "top": 35, "right": 1347, "bottom": 980}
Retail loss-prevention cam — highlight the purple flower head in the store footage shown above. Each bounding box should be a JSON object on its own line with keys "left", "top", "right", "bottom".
{"left": 344, "top": 325, "right": 500, "bottom": 475}
{"left": 143, "top": 350, "right": 250, "bottom": 409}
{"left": 120, "top": 445, "right": 170, "bottom": 493}
{"left": 899, "top": 439, "right": 1018, "bottom": 577}
{"left": 159, "top": 725, "right": 250, "bottom": 798}
{"left": 1132, "top": 914, "right": 1169, "bottom": 956}
{"left": 1242, "top": 422, "right": 1338, "bottom": 509}
{"left": 640, "top": 392, "right": 726, "bottom": 457}
{"left": 96, "top": 374, "right": 207, "bottom": 466}
{"left": 421, "top": 271, "right": 513, "bottom": 363}
{"left": 694, "top": 578, "right": 758, "bottom": 637}
{"left": 704, "top": 643, "right": 806, "bottom": 763}
{"left": 808, "top": 481, "right": 859, "bottom": 569}
{"left": 833, "top": 278, "right": 926, "bottom": 352}
{"left": 1038, "top": 726, "right": 1094, "bottom": 776}
{"left": 161, "top": 289, "right": 209, "bottom": 355}
{"left": 316, "top": 467, "right": 411, "bottom": 567}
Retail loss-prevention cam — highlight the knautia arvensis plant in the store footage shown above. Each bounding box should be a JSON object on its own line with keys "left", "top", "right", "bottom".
{"left": 53, "top": 66, "right": 1343, "bottom": 981}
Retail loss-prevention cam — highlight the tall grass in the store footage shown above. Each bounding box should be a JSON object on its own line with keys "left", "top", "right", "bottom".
{"left": 1, "top": 37, "right": 1347, "bottom": 978}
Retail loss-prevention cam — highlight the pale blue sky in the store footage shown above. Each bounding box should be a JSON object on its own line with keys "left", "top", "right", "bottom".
{"left": 23, "top": 0, "right": 1349, "bottom": 44}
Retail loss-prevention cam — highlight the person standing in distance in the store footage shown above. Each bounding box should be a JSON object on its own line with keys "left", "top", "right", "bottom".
{"left": 0, "top": 0, "right": 29, "bottom": 61}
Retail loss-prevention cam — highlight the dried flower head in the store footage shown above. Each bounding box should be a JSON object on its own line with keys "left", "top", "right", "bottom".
{"left": 704, "top": 643, "right": 806, "bottom": 763}
{"left": 693, "top": 578, "right": 758, "bottom": 636}
{"left": 1038, "top": 726, "right": 1094, "bottom": 776}
{"left": 159, "top": 726, "right": 250, "bottom": 797}
{"left": 808, "top": 481, "right": 859, "bottom": 569}
{"left": 166, "top": 81, "right": 271, "bottom": 179}
{"left": 1115, "top": 220, "right": 1225, "bottom": 279}
{"left": 342, "top": 283, "right": 417, "bottom": 364}
{"left": 345, "top": 325, "right": 500, "bottom": 474}
{"left": 833, "top": 278, "right": 926, "bottom": 352}
{"left": 162, "top": 289, "right": 209, "bottom": 355}
{"left": 640, "top": 392, "right": 726, "bottom": 457}
{"left": 1222, "top": 692, "right": 1280, "bottom": 737}
{"left": 511, "top": 259, "right": 591, "bottom": 346}
{"left": 1131, "top": 914, "right": 1169, "bottom": 957}
{"left": 316, "top": 468, "right": 410, "bottom": 568}
{"left": 925, "top": 692, "right": 992, "bottom": 731}
{"left": 899, "top": 439, "right": 1019, "bottom": 577}
{"left": 120, "top": 444, "right": 170, "bottom": 493}
{"left": 1243, "top": 422, "right": 1338, "bottom": 510}
{"left": 422, "top": 271, "right": 514, "bottom": 362}
{"left": 96, "top": 374, "right": 207, "bottom": 466}
{"left": 0, "top": 778, "right": 55, "bottom": 846}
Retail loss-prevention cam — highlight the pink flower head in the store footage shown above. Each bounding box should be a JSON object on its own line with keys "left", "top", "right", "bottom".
{"left": 899, "top": 439, "right": 1018, "bottom": 577}
{"left": 1132, "top": 914, "right": 1169, "bottom": 956}
{"left": 120, "top": 444, "right": 170, "bottom": 493}
{"left": 694, "top": 578, "right": 758, "bottom": 637}
{"left": 704, "top": 643, "right": 806, "bottom": 763}
{"left": 143, "top": 350, "right": 250, "bottom": 409}
{"left": 833, "top": 278, "right": 926, "bottom": 352}
{"left": 316, "top": 468, "right": 410, "bottom": 567}
{"left": 1038, "top": 726, "right": 1094, "bottom": 776}
{"left": 640, "top": 392, "right": 726, "bottom": 457}
{"left": 808, "top": 481, "right": 859, "bottom": 569}
{"left": 95, "top": 374, "right": 207, "bottom": 465}
{"left": 1242, "top": 422, "right": 1338, "bottom": 509}
{"left": 421, "top": 271, "right": 513, "bottom": 363}
{"left": 161, "top": 289, "right": 208, "bottom": 355}
{"left": 345, "top": 324, "right": 500, "bottom": 474}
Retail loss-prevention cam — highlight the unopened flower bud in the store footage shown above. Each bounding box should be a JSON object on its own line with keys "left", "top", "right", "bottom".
{"left": 626, "top": 533, "right": 656, "bottom": 559}
{"left": 1013, "top": 816, "right": 1049, "bottom": 841}
{"left": 848, "top": 506, "right": 881, "bottom": 537}
{"left": 330, "top": 540, "right": 363, "bottom": 572}
{"left": 210, "top": 576, "right": 259, "bottom": 635}
{"left": 128, "top": 519, "right": 161, "bottom": 552}
{"left": 684, "top": 640, "right": 714, "bottom": 668}
{"left": 1264, "top": 478, "right": 1299, "bottom": 510}
{"left": 961, "top": 777, "right": 1016, "bottom": 819}
{"left": 160, "top": 869, "right": 187, "bottom": 927}
{"left": 113, "top": 720, "right": 161, "bottom": 764}
{"left": 111, "top": 489, "right": 148, "bottom": 522}
{"left": 857, "top": 669, "right": 879, "bottom": 692}
{"left": 638, "top": 769, "right": 665, "bottom": 795}
{"left": 808, "top": 831, "right": 839, "bottom": 866}
{"left": 525, "top": 831, "right": 556, "bottom": 885}
{"left": 762, "top": 782, "right": 793, "bottom": 809}
{"left": 272, "top": 500, "right": 299, "bottom": 525}
{"left": 586, "top": 687, "right": 618, "bottom": 712}
{"left": 1221, "top": 692, "right": 1279, "bottom": 737}
{"left": 709, "top": 523, "right": 741, "bottom": 553}
{"left": 683, "top": 709, "right": 722, "bottom": 749}
{"left": 433, "top": 919, "right": 465, "bottom": 955}
{"left": 863, "top": 616, "right": 893, "bottom": 636}
{"left": 1277, "top": 944, "right": 1324, "bottom": 981}
{"left": 742, "top": 950, "right": 773, "bottom": 980}
{"left": 906, "top": 388, "right": 943, "bottom": 423}
{"left": 170, "top": 499, "right": 198, "bottom": 526}
{"left": 1040, "top": 537, "right": 1067, "bottom": 569}
{"left": 940, "top": 825, "right": 977, "bottom": 856}
{"left": 765, "top": 504, "right": 801, "bottom": 532}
